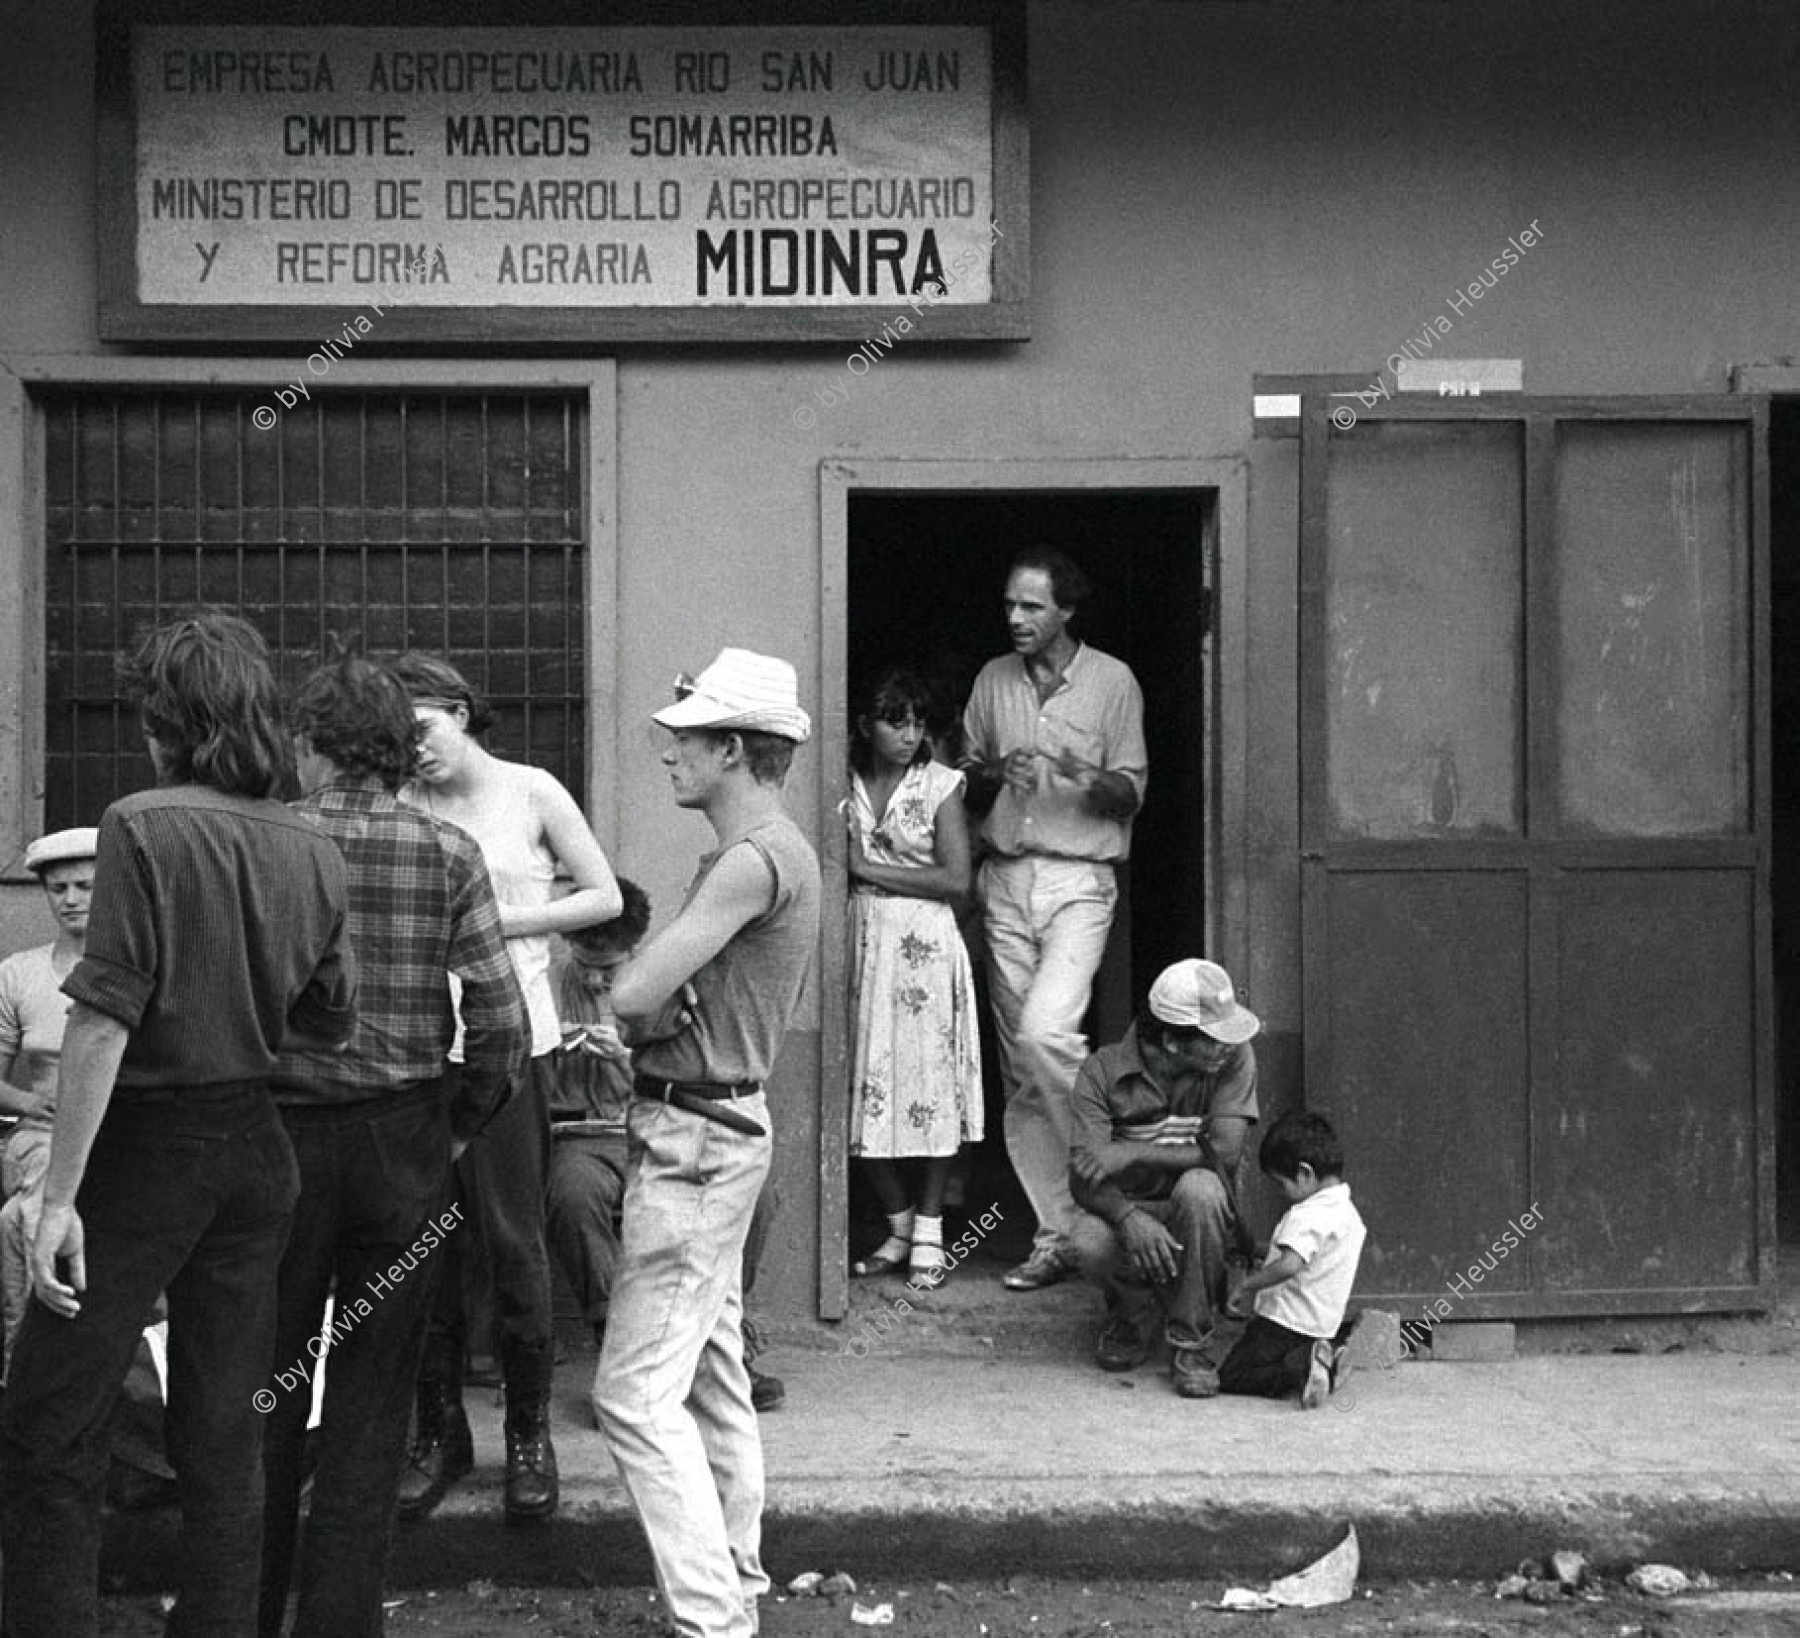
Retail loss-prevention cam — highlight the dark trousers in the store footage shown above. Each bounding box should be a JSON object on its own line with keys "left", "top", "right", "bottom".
{"left": 258, "top": 1081, "right": 454, "bottom": 1638}
{"left": 422, "top": 1055, "right": 553, "bottom": 1384}
{"left": 0, "top": 1086, "right": 297, "bottom": 1638}
{"left": 1219, "top": 1314, "right": 1320, "bottom": 1399}
{"left": 545, "top": 1130, "right": 628, "bottom": 1330}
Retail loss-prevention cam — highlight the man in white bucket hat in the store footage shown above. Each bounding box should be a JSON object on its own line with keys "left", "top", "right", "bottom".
{"left": 595, "top": 648, "right": 820, "bottom": 1638}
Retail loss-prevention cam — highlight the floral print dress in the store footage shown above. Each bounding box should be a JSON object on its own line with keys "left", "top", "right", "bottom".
{"left": 848, "top": 759, "right": 985, "bottom": 1158}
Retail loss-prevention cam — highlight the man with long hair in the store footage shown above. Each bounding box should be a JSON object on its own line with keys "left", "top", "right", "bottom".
{"left": 0, "top": 611, "right": 356, "bottom": 1637}
{"left": 258, "top": 656, "right": 527, "bottom": 1638}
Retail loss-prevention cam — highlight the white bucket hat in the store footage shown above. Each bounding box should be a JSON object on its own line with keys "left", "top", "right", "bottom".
{"left": 653, "top": 648, "right": 812, "bottom": 743}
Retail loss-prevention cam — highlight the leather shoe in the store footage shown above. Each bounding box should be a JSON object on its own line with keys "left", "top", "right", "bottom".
{"left": 1095, "top": 1314, "right": 1152, "bottom": 1372}
{"left": 1002, "top": 1247, "right": 1070, "bottom": 1291}
{"left": 1171, "top": 1345, "right": 1220, "bottom": 1399}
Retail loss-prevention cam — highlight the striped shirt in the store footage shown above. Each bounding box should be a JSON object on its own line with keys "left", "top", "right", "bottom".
{"left": 274, "top": 777, "right": 527, "bottom": 1136}
{"left": 1070, "top": 1027, "right": 1258, "bottom": 1226}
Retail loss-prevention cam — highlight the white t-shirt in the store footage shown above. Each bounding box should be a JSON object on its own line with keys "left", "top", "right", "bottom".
{"left": 1254, "top": 1181, "right": 1367, "bottom": 1340}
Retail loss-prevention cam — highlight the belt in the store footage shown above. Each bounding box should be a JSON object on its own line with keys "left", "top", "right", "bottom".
{"left": 632, "top": 1076, "right": 766, "bottom": 1137}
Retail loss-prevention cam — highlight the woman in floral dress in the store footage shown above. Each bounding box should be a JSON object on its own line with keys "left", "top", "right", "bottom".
{"left": 845, "top": 667, "right": 984, "bottom": 1284}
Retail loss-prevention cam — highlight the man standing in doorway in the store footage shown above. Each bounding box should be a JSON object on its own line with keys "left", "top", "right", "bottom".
{"left": 595, "top": 649, "right": 820, "bottom": 1638}
{"left": 962, "top": 549, "right": 1148, "bottom": 1292}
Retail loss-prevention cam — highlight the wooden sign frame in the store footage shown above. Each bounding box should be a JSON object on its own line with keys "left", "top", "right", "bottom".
{"left": 97, "top": 0, "right": 1029, "bottom": 344}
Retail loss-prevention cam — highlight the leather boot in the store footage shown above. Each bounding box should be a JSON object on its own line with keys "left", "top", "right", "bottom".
{"left": 396, "top": 1365, "right": 473, "bottom": 1520}
{"left": 501, "top": 1337, "right": 559, "bottom": 1522}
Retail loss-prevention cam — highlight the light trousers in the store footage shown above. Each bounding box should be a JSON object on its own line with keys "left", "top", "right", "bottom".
{"left": 979, "top": 855, "right": 1118, "bottom": 1256}
{"left": 593, "top": 1095, "right": 771, "bottom": 1638}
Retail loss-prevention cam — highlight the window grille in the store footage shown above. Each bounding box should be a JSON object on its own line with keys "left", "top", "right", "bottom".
{"left": 41, "top": 390, "right": 586, "bottom": 827}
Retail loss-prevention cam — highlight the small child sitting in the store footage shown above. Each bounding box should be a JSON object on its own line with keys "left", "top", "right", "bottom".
{"left": 1221, "top": 1110, "right": 1367, "bottom": 1410}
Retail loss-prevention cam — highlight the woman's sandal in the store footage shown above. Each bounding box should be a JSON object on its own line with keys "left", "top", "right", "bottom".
{"left": 908, "top": 1243, "right": 950, "bottom": 1287}
{"left": 852, "top": 1237, "right": 911, "bottom": 1277}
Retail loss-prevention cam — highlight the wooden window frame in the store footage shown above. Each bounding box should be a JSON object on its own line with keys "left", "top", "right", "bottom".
{"left": 0, "top": 355, "right": 618, "bottom": 878}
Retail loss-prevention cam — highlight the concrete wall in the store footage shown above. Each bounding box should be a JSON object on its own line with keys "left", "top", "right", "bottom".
{"left": 4, "top": 0, "right": 1797, "bottom": 1310}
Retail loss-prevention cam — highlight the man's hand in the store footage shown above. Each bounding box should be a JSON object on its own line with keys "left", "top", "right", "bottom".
{"left": 30, "top": 1200, "right": 86, "bottom": 1318}
{"left": 999, "top": 749, "right": 1039, "bottom": 794}
{"left": 560, "top": 1022, "right": 629, "bottom": 1062}
{"left": 620, "top": 982, "right": 697, "bottom": 1047}
{"left": 1117, "top": 1209, "right": 1183, "bottom": 1284}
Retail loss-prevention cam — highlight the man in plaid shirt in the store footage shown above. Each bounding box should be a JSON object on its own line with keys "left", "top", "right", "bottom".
{"left": 258, "top": 656, "right": 527, "bottom": 1638}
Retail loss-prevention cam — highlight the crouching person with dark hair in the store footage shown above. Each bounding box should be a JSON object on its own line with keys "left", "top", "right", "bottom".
{"left": 545, "top": 880, "right": 652, "bottom": 1357}
{"left": 1221, "top": 1109, "right": 1368, "bottom": 1410}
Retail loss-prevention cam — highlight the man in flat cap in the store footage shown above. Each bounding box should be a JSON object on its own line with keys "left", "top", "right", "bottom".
{"left": 1067, "top": 958, "right": 1259, "bottom": 1399}
{"left": 595, "top": 648, "right": 820, "bottom": 1638}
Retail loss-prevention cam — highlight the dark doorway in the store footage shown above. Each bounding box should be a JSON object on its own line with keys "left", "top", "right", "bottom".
{"left": 845, "top": 489, "right": 1214, "bottom": 1250}
{"left": 1771, "top": 399, "right": 1800, "bottom": 1240}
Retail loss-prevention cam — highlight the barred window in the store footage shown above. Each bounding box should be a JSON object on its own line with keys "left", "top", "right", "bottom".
{"left": 41, "top": 390, "right": 586, "bottom": 826}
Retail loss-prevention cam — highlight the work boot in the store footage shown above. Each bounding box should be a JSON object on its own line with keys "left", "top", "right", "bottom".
{"left": 1170, "top": 1343, "right": 1220, "bottom": 1399}
{"left": 748, "top": 1366, "right": 786, "bottom": 1412}
{"left": 1095, "top": 1311, "right": 1153, "bottom": 1373}
{"left": 396, "top": 1373, "right": 473, "bottom": 1519}
{"left": 501, "top": 1338, "right": 559, "bottom": 1522}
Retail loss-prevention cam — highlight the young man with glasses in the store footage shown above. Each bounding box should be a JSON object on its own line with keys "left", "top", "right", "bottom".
{"left": 1067, "top": 959, "right": 1260, "bottom": 1399}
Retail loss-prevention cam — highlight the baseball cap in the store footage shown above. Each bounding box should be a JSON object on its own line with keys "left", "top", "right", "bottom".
{"left": 653, "top": 648, "right": 812, "bottom": 743}
{"left": 23, "top": 827, "right": 100, "bottom": 876}
{"left": 1147, "top": 958, "right": 1260, "bottom": 1044}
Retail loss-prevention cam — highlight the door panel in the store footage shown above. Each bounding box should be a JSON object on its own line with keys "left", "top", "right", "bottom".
{"left": 1301, "top": 395, "right": 1771, "bottom": 1315}
{"left": 1542, "top": 869, "right": 1758, "bottom": 1291}
{"left": 1317, "top": 869, "right": 1530, "bottom": 1295}
{"left": 1555, "top": 422, "right": 1751, "bottom": 837}
{"left": 1325, "top": 421, "right": 1523, "bottom": 839}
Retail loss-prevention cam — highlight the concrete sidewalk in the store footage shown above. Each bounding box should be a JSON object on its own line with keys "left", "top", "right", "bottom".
{"left": 98, "top": 1330, "right": 1800, "bottom": 1594}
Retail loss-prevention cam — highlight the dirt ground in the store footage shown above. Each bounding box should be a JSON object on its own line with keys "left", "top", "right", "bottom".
{"left": 99, "top": 1573, "right": 1800, "bottom": 1637}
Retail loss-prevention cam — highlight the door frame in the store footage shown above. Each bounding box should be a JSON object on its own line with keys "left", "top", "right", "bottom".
{"left": 815, "top": 455, "right": 1247, "bottom": 1319}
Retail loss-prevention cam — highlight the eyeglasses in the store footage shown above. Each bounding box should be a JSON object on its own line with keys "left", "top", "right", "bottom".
{"left": 673, "top": 672, "right": 696, "bottom": 701}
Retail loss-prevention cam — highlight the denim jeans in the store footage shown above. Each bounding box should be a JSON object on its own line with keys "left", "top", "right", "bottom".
{"left": 1069, "top": 1168, "right": 1238, "bottom": 1348}
{"left": 980, "top": 856, "right": 1119, "bottom": 1257}
{"left": 0, "top": 1084, "right": 298, "bottom": 1638}
{"left": 593, "top": 1095, "right": 772, "bottom": 1638}
{"left": 259, "top": 1080, "right": 454, "bottom": 1638}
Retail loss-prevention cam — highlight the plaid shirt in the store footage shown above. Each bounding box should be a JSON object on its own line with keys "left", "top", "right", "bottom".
{"left": 275, "top": 776, "right": 527, "bottom": 1138}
